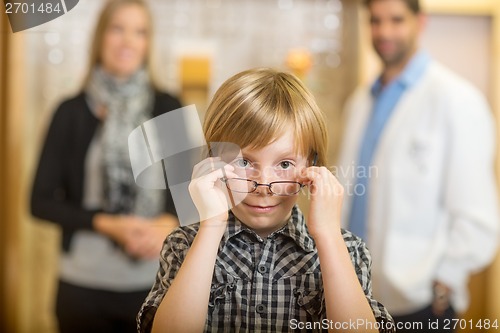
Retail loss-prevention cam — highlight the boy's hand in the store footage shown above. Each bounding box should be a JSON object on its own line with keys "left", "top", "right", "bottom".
{"left": 297, "top": 166, "right": 344, "bottom": 239}
{"left": 189, "top": 157, "right": 240, "bottom": 225}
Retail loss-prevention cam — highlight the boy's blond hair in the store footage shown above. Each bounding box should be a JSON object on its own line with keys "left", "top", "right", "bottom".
{"left": 203, "top": 68, "right": 328, "bottom": 166}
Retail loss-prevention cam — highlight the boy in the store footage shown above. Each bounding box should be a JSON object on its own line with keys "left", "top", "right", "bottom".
{"left": 138, "top": 68, "right": 395, "bottom": 332}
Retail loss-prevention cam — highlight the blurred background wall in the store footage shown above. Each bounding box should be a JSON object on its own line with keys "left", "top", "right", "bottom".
{"left": 1, "top": 0, "right": 499, "bottom": 332}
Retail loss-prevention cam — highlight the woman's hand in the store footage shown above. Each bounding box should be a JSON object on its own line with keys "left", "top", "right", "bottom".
{"left": 297, "top": 166, "right": 344, "bottom": 239}
{"left": 188, "top": 157, "right": 239, "bottom": 226}
{"left": 93, "top": 213, "right": 143, "bottom": 246}
{"left": 93, "top": 213, "right": 178, "bottom": 259}
{"left": 123, "top": 215, "right": 179, "bottom": 259}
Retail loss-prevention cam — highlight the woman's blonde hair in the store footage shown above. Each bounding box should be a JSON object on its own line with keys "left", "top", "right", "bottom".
{"left": 203, "top": 68, "right": 328, "bottom": 166}
{"left": 82, "top": 0, "right": 157, "bottom": 88}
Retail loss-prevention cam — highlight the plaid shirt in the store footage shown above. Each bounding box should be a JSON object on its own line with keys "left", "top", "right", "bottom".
{"left": 138, "top": 206, "right": 395, "bottom": 332}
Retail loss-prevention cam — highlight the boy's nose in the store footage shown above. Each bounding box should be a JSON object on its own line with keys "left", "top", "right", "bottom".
{"left": 253, "top": 183, "right": 272, "bottom": 196}
{"left": 253, "top": 169, "right": 274, "bottom": 195}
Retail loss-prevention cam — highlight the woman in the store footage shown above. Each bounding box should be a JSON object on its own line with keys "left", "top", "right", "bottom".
{"left": 31, "top": 1, "right": 181, "bottom": 332}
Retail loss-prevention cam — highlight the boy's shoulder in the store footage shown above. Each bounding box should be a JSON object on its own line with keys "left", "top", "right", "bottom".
{"left": 339, "top": 228, "right": 372, "bottom": 265}
{"left": 340, "top": 228, "right": 364, "bottom": 246}
{"left": 164, "top": 223, "right": 201, "bottom": 249}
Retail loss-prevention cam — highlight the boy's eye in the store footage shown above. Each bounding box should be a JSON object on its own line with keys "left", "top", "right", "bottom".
{"left": 233, "top": 158, "right": 250, "bottom": 168}
{"left": 278, "top": 161, "right": 294, "bottom": 169}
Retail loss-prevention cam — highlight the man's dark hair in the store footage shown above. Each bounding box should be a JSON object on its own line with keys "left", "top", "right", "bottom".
{"left": 364, "top": 0, "right": 420, "bottom": 14}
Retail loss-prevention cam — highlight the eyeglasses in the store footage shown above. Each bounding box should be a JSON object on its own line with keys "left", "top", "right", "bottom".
{"left": 222, "top": 178, "right": 304, "bottom": 196}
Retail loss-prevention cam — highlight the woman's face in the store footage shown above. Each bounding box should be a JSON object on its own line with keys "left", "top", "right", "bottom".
{"left": 100, "top": 4, "right": 149, "bottom": 80}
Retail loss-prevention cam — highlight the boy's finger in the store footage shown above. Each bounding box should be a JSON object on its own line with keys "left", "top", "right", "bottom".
{"left": 192, "top": 157, "right": 221, "bottom": 174}
{"left": 296, "top": 167, "right": 343, "bottom": 196}
{"left": 195, "top": 164, "right": 236, "bottom": 185}
{"left": 298, "top": 166, "right": 338, "bottom": 182}
{"left": 193, "top": 160, "right": 233, "bottom": 179}
{"left": 295, "top": 166, "right": 322, "bottom": 183}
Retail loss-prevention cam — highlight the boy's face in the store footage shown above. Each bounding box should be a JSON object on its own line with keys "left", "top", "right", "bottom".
{"left": 228, "top": 129, "right": 307, "bottom": 237}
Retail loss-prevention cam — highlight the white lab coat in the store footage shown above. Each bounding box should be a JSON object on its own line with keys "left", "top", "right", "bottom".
{"left": 337, "top": 60, "right": 499, "bottom": 315}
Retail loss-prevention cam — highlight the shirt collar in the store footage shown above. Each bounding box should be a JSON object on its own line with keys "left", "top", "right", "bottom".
{"left": 274, "top": 205, "right": 315, "bottom": 252}
{"left": 371, "top": 50, "right": 431, "bottom": 96}
{"left": 222, "top": 213, "right": 246, "bottom": 243}
{"left": 222, "top": 205, "right": 315, "bottom": 253}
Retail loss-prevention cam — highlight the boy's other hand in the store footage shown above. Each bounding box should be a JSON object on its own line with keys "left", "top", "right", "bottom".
{"left": 297, "top": 166, "right": 344, "bottom": 239}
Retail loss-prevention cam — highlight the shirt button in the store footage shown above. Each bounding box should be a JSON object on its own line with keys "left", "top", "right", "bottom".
{"left": 257, "top": 265, "right": 268, "bottom": 274}
{"left": 255, "top": 304, "right": 267, "bottom": 314}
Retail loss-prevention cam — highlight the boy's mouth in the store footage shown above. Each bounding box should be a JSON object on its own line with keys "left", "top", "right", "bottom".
{"left": 243, "top": 202, "right": 279, "bottom": 213}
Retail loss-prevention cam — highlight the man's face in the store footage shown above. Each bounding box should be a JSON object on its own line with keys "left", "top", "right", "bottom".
{"left": 368, "top": 0, "right": 423, "bottom": 66}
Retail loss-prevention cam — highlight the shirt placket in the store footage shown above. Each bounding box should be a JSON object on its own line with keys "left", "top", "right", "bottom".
{"left": 251, "top": 238, "right": 274, "bottom": 333}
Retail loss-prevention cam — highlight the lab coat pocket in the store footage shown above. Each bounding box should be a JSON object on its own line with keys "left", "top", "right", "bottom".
{"left": 407, "top": 136, "right": 433, "bottom": 176}
{"left": 392, "top": 135, "right": 444, "bottom": 236}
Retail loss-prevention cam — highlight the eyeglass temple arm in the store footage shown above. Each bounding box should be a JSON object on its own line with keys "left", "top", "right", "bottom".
{"left": 312, "top": 152, "right": 318, "bottom": 166}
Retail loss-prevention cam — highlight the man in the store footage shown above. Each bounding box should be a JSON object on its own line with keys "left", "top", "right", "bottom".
{"left": 337, "top": 0, "right": 499, "bottom": 332}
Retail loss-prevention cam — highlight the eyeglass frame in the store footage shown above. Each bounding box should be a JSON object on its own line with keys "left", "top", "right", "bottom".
{"left": 214, "top": 150, "right": 317, "bottom": 197}
{"left": 221, "top": 177, "right": 305, "bottom": 196}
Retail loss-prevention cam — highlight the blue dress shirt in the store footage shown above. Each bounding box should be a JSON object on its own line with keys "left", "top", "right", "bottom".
{"left": 348, "top": 51, "right": 431, "bottom": 240}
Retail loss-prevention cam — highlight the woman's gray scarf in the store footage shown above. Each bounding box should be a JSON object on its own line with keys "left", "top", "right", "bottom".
{"left": 85, "top": 67, "right": 164, "bottom": 218}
